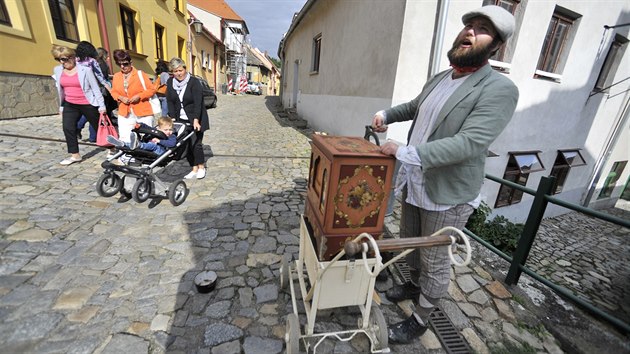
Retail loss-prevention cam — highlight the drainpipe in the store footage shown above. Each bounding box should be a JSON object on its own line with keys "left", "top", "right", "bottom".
{"left": 428, "top": 0, "right": 450, "bottom": 78}
{"left": 96, "top": 0, "right": 112, "bottom": 71}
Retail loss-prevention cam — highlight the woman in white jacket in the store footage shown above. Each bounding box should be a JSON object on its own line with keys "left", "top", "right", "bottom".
{"left": 51, "top": 45, "right": 105, "bottom": 165}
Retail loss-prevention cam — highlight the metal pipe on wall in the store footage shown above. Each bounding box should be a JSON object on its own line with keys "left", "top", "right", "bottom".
{"left": 96, "top": 0, "right": 112, "bottom": 71}
{"left": 428, "top": 0, "right": 450, "bottom": 79}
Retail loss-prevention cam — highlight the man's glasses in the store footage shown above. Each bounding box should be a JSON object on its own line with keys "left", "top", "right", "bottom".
{"left": 55, "top": 56, "right": 73, "bottom": 63}
{"left": 117, "top": 61, "right": 131, "bottom": 67}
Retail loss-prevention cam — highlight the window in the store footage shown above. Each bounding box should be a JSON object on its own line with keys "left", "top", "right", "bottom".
{"left": 48, "top": 0, "right": 79, "bottom": 42}
{"left": 484, "top": 0, "right": 524, "bottom": 65}
{"left": 202, "top": 50, "right": 207, "bottom": 68}
{"left": 598, "top": 161, "right": 627, "bottom": 199}
{"left": 311, "top": 33, "right": 321, "bottom": 73}
{"left": 495, "top": 152, "right": 545, "bottom": 207}
{"left": 177, "top": 37, "right": 186, "bottom": 63}
{"left": 535, "top": 7, "right": 581, "bottom": 77}
{"left": 549, "top": 149, "right": 586, "bottom": 194}
{"left": 0, "top": 0, "right": 11, "bottom": 26}
{"left": 174, "top": 0, "right": 184, "bottom": 14}
{"left": 120, "top": 5, "right": 136, "bottom": 52}
{"left": 155, "top": 23, "right": 165, "bottom": 60}
{"left": 594, "top": 34, "right": 629, "bottom": 92}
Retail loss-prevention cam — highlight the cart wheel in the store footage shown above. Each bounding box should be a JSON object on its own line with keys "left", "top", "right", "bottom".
{"left": 168, "top": 179, "right": 188, "bottom": 206}
{"left": 368, "top": 304, "right": 388, "bottom": 350}
{"left": 132, "top": 178, "right": 152, "bottom": 203}
{"left": 96, "top": 173, "right": 122, "bottom": 197}
{"left": 285, "top": 313, "right": 300, "bottom": 354}
{"left": 280, "top": 257, "right": 290, "bottom": 289}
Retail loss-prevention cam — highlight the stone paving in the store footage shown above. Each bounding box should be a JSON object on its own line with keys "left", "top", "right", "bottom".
{"left": 0, "top": 94, "right": 628, "bottom": 354}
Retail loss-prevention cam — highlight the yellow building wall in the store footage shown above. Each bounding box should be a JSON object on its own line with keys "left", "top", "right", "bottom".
{"left": 0, "top": 0, "right": 102, "bottom": 76}
{"left": 0, "top": 0, "right": 189, "bottom": 77}
{"left": 101, "top": 0, "right": 189, "bottom": 75}
{"left": 0, "top": 0, "right": 192, "bottom": 118}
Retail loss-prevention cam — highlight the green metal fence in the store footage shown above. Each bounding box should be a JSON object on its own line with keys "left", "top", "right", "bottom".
{"left": 466, "top": 174, "right": 630, "bottom": 334}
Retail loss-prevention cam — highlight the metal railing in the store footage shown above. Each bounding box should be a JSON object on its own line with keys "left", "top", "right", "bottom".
{"left": 467, "top": 174, "right": 630, "bottom": 334}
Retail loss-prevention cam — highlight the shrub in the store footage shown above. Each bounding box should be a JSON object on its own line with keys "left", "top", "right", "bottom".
{"left": 466, "top": 201, "right": 524, "bottom": 254}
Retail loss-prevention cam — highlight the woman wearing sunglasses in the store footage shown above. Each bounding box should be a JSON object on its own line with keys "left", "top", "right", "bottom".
{"left": 51, "top": 45, "right": 106, "bottom": 165}
{"left": 109, "top": 49, "right": 156, "bottom": 159}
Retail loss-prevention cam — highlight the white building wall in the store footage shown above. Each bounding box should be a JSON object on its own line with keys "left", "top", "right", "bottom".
{"left": 281, "top": 0, "right": 630, "bottom": 222}
{"left": 281, "top": 0, "right": 405, "bottom": 136}
{"left": 188, "top": 5, "right": 222, "bottom": 38}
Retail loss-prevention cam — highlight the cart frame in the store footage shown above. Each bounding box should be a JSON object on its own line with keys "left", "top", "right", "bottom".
{"left": 280, "top": 215, "right": 471, "bottom": 353}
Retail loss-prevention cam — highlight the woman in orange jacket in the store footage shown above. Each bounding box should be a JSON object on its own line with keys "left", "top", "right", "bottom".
{"left": 109, "top": 49, "right": 156, "bottom": 148}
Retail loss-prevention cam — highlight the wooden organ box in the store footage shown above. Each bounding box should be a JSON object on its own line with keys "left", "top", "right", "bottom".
{"left": 305, "top": 134, "right": 396, "bottom": 261}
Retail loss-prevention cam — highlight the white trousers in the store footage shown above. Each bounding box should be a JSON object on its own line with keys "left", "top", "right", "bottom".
{"left": 117, "top": 111, "right": 154, "bottom": 143}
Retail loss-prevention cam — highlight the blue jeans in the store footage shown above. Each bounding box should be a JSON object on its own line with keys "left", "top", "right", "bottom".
{"left": 77, "top": 115, "right": 97, "bottom": 142}
{"left": 140, "top": 141, "right": 166, "bottom": 155}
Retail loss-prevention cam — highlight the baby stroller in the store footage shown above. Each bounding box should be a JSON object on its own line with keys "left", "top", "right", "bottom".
{"left": 95, "top": 122, "right": 195, "bottom": 206}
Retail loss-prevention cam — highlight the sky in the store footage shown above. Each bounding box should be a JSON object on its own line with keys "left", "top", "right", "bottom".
{"left": 225, "top": 0, "right": 307, "bottom": 59}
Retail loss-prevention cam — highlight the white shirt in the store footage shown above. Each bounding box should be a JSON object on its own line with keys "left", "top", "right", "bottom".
{"left": 383, "top": 74, "right": 481, "bottom": 211}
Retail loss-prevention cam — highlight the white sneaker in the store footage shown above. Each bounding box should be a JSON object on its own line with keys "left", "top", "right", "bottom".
{"left": 184, "top": 170, "right": 197, "bottom": 179}
{"left": 106, "top": 135, "right": 125, "bottom": 148}
{"left": 129, "top": 132, "right": 139, "bottom": 150}
{"left": 196, "top": 168, "right": 206, "bottom": 179}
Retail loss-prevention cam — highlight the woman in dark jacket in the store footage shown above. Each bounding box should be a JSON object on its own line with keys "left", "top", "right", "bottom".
{"left": 166, "top": 57, "right": 209, "bottom": 179}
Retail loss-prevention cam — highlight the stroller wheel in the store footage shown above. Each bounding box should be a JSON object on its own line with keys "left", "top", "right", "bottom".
{"left": 168, "top": 179, "right": 189, "bottom": 206}
{"left": 96, "top": 173, "right": 122, "bottom": 197}
{"left": 132, "top": 178, "right": 152, "bottom": 203}
{"left": 285, "top": 313, "right": 300, "bottom": 354}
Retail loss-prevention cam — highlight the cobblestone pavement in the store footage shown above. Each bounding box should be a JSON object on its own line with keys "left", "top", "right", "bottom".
{"left": 0, "top": 94, "right": 628, "bottom": 354}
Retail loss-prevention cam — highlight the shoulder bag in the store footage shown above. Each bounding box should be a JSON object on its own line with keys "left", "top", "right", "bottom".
{"left": 96, "top": 112, "right": 118, "bottom": 147}
{"left": 137, "top": 70, "right": 162, "bottom": 117}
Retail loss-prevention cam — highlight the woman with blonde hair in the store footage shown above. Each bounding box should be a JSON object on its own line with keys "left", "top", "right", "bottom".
{"left": 166, "top": 57, "right": 209, "bottom": 179}
{"left": 51, "top": 45, "right": 105, "bottom": 165}
{"left": 109, "top": 49, "right": 156, "bottom": 156}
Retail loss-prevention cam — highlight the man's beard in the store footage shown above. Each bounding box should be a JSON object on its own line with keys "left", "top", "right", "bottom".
{"left": 447, "top": 38, "right": 496, "bottom": 68}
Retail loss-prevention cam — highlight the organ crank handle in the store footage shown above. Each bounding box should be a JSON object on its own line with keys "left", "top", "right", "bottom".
{"left": 344, "top": 227, "right": 472, "bottom": 267}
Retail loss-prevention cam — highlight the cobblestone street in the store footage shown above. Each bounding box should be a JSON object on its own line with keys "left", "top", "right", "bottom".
{"left": 0, "top": 94, "right": 628, "bottom": 354}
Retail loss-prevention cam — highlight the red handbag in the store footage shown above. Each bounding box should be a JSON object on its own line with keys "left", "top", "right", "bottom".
{"left": 96, "top": 113, "right": 118, "bottom": 147}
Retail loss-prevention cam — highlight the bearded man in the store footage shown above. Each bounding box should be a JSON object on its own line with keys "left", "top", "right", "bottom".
{"left": 371, "top": 5, "right": 519, "bottom": 344}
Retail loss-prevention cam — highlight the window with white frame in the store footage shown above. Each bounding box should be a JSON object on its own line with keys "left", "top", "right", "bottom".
{"left": 549, "top": 149, "right": 586, "bottom": 194}
{"left": 202, "top": 50, "right": 207, "bottom": 68}
{"left": 495, "top": 152, "right": 545, "bottom": 207}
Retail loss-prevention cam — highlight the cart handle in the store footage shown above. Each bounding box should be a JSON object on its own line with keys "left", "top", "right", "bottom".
{"left": 344, "top": 227, "right": 472, "bottom": 267}
{"left": 352, "top": 232, "right": 384, "bottom": 278}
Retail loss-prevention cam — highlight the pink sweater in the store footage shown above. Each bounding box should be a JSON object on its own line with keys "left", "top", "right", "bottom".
{"left": 60, "top": 72, "right": 89, "bottom": 105}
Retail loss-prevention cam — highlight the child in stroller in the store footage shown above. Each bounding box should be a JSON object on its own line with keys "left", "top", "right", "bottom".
{"left": 107, "top": 116, "right": 177, "bottom": 156}
{"left": 96, "top": 117, "right": 195, "bottom": 206}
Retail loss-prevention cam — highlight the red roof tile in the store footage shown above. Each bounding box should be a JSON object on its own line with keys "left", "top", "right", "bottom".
{"left": 188, "top": 0, "right": 243, "bottom": 21}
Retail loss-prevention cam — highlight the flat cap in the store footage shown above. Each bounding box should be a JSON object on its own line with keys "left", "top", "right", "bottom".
{"left": 462, "top": 5, "right": 515, "bottom": 42}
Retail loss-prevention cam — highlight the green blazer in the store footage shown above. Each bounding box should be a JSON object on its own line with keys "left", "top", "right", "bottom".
{"left": 385, "top": 64, "right": 519, "bottom": 205}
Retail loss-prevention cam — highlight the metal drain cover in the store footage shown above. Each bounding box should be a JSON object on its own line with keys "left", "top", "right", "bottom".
{"left": 391, "top": 255, "right": 471, "bottom": 354}
{"left": 430, "top": 308, "right": 471, "bottom": 354}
